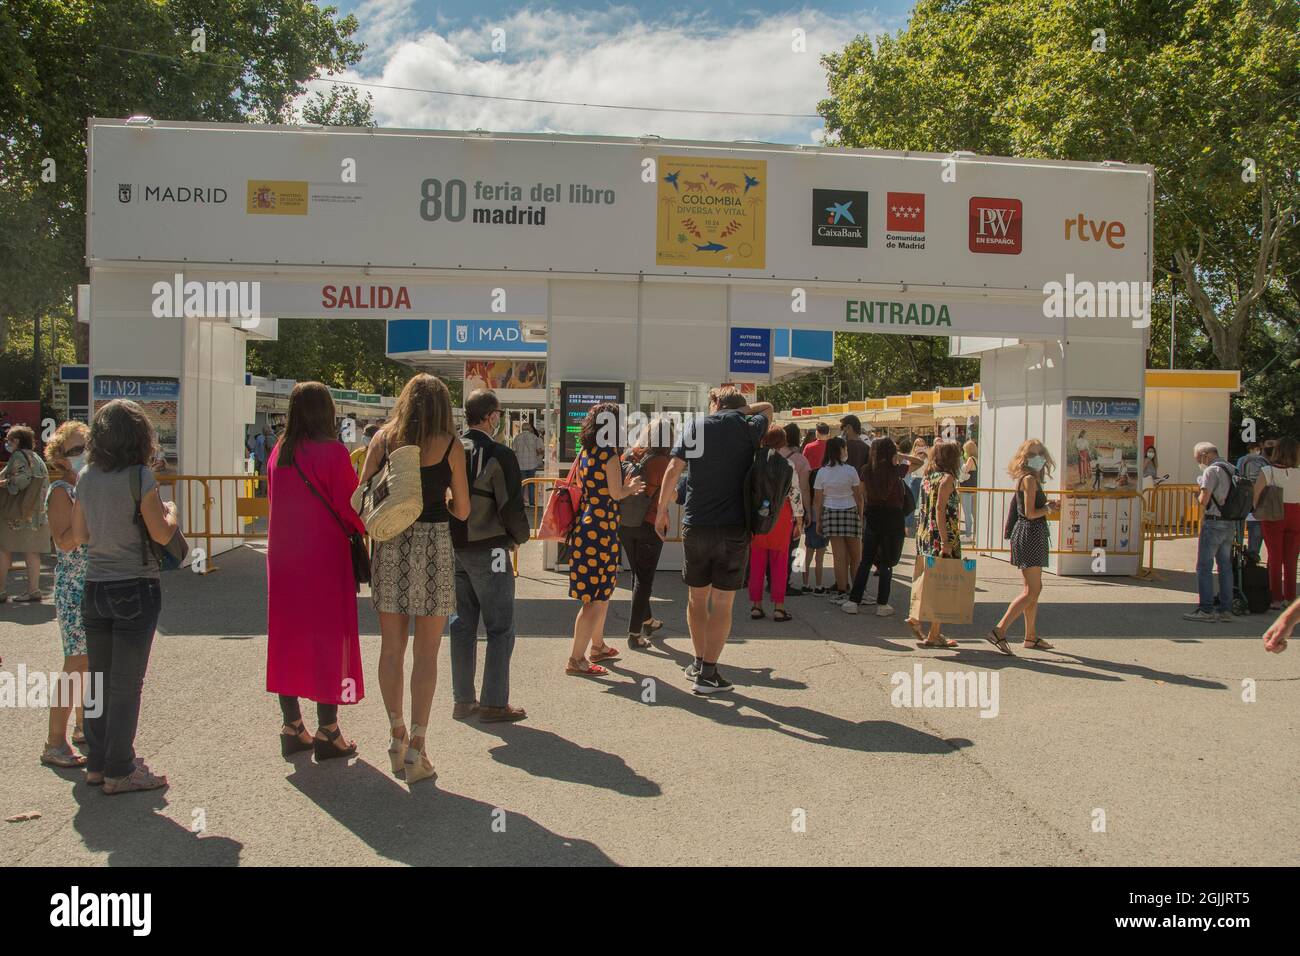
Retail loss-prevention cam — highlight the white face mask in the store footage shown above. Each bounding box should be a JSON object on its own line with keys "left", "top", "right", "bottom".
{"left": 3, "top": 442, "right": 14, "bottom": 454}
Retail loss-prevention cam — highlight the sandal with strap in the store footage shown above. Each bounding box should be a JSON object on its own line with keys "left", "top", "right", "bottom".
{"left": 566, "top": 657, "right": 609, "bottom": 677}
{"left": 589, "top": 643, "right": 620, "bottom": 664}
{"left": 917, "top": 636, "right": 958, "bottom": 648}
{"left": 1023, "top": 637, "right": 1055, "bottom": 650}
{"left": 750, "top": 605, "right": 766, "bottom": 620}
{"left": 629, "top": 632, "right": 652, "bottom": 648}
{"left": 645, "top": 618, "right": 664, "bottom": 633}
{"left": 984, "top": 627, "right": 1015, "bottom": 656}
{"left": 313, "top": 724, "right": 357, "bottom": 762}
{"left": 41, "top": 743, "right": 88, "bottom": 768}
{"left": 280, "top": 718, "right": 314, "bottom": 757}
{"left": 72, "top": 725, "right": 87, "bottom": 746}
{"left": 773, "top": 609, "right": 792, "bottom": 623}
{"left": 387, "top": 713, "right": 409, "bottom": 774}
{"left": 103, "top": 764, "right": 168, "bottom": 795}
{"left": 402, "top": 724, "right": 436, "bottom": 785}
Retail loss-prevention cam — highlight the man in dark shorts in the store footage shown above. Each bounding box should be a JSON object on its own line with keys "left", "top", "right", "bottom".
{"left": 656, "top": 387, "right": 771, "bottom": 693}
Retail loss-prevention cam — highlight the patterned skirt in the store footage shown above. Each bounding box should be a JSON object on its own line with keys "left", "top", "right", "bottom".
{"left": 54, "top": 546, "right": 88, "bottom": 656}
{"left": 371, "top": 521, "right": 455, "bottom": 617}
{"left": 1010, "top": 518, "right": 1050, "bottom": 569}
{"left": 820, "top": 506, "right": 862, "bottom": 539}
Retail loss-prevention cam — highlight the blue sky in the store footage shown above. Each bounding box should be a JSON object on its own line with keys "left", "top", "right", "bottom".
{"left": 317, "top": 2, "right": 916, "bottom": 143}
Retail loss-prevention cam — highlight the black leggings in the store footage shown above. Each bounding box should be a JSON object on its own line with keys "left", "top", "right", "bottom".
{"left": 278, "top": 695, "right": 338, "bottom": 728}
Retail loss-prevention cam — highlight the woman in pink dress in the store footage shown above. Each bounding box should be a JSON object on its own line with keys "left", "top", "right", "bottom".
{"left": 266, "top": 382, "right": 367, "bottom": 761}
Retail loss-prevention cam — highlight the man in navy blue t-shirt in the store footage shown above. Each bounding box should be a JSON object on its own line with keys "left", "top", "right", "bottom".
{"left": 656, "top": 387, "right": 771, "bottom": 694}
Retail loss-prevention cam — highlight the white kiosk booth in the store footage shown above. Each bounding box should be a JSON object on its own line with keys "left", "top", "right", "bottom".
{"left": 86, "top": 118, "right": 1153, "bottom": 574}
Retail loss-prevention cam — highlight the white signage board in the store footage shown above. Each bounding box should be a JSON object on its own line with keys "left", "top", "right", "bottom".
{"left": 89, "top": 120, "right": 1151, "bottom": 297}
{"left": 89, "top": 270, "right": 546, "bottom": 321}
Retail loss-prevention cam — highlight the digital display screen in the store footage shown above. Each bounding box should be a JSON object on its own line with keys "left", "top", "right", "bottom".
{"left": 559, "top": 381, "right": 625, "bottom": 463}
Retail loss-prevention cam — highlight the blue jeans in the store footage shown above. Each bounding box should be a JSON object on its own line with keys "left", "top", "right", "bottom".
{"left": 1244, "top": 519, "right": 1262, "bottom": 561}
{"left": 1196, "top": 519, "right": 1235, "bottom": 613}
{"left": 961, "top": 491, "right": 975, "bottom": 538}
{"left": 82, "top": 578, "right": 162, "bottom": 778}
{"left": 519, "top": 468, "right": 537, "bottom": 507}
{"left": 904, "top": 476, "right": 922, "bottom": 535}
{"left": 449, "top": 549, "right": 516, "bottom": 708}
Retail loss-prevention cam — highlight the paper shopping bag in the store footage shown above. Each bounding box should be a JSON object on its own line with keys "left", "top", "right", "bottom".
{"left": 908, "top": 554, "right": 977, "bottom": 624}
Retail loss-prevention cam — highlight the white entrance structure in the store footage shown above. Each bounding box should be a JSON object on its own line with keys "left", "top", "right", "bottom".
{"left": 86, "top": 118, "right": 1153, "bottom": 573}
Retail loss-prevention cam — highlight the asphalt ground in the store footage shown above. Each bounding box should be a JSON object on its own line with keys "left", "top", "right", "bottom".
{"left": 2, "top": 537, "right": 1296, "bottom": 866}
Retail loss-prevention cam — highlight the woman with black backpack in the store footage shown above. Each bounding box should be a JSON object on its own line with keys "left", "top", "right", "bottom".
{"left": 619, "top": 416, "right": 674, "bottom": 648}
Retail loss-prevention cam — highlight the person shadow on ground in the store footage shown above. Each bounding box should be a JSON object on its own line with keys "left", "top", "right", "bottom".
{"left": 464, "top": 722, "right": 661, "bottom": 797}
{"left": 605, "top": 662, "right": 967, "bottom": 755}
{"left": 285, "top": 756, "right": 615, "bottom": 866}
{"left": 70, "top": 780, "right": 243, "bottom": 867}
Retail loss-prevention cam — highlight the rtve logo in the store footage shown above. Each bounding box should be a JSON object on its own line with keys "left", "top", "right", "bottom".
{"left": 968, "top": 197, "right": 1022, "bottom": 254}
{"left": 1064, "top": 213, "right": 1127, "bottom": 249}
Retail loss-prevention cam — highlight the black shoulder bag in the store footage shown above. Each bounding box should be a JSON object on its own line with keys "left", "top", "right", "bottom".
{"left": 293, "top": 459, "right": 371, "bottom": 589}
{"left": 130, "top": 465, "right": 189, "bottom": 571}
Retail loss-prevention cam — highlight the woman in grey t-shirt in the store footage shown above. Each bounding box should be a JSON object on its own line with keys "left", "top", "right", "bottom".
{"left": 71, "top": 400, "right": 179, "bottom": 795}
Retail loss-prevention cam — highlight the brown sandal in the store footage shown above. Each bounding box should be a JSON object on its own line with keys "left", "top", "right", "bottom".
{"left": 916, "top": 637, "right": 958, "bottom": 648}
{"left": 41, "top": 744, "right": 87, "bottom": 768}
{"left": 566, "top": 657, "right": 609, "bottom": 677}
{"left": 589, "top": 643, "right": 621, "bottom": 664}
{"left": 1023, "top": 637, "right": 1055, "bottom": 650}
{"left": 103, "top": 765, "right": 168, "bottom": 795}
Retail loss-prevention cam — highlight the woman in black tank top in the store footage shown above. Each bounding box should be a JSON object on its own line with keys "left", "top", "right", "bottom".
{"left": 358, "top": 375, "right": 470, "bottom": 786}
{"left": 416, "top": 443, "right": 454, "bottom": 523}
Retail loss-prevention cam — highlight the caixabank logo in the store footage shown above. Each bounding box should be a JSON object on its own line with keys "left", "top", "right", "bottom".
{"left": 812, "top": 189, "right": 868, "bottom": 248}
{"left": 969, "top": 197, "right": 1022, "bottom": 254}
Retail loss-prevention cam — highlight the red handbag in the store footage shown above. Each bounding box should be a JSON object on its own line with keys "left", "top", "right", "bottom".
{"left": 538, "top": 460, "right": 583, "bottom": 541}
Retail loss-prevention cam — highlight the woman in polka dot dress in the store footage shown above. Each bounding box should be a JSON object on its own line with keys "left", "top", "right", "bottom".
{"left": 565, "top": 403, "right": 645, "bottom": 677}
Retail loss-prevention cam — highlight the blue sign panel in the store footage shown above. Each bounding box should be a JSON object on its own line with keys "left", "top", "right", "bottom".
{"left": 729, "top": 327, "right": 771, "bottom": 376}
{"left": 94, "top": 376, "right": 180, "bottom": 401}
{"left": 386, "top": 319, "right": 430, "bottom": 354}
{"left": 449, "top": 319, "right": 546, "bottom": 354}
{"left": 792, "top": 329, "right": 834, "bottom": 363}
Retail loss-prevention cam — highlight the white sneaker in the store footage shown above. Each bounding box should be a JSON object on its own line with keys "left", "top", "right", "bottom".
{"left": 875, "top": 604, "right": 895, "bottom": 617}
{"left": 840, "top": 602, "right": 859, "bottom": 615}
{"left": 1182, "top": 609, "right": 1216, "bottom": 622}
{"left": 859, "top": 594, "right": 876, "bottom": 605}
{"left": 826, "top": 591, "right": 849, "bottom": 604}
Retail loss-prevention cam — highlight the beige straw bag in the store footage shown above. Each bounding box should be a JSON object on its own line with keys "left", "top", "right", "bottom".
{"left": 351, "top": 436, "right": 423, "bottom": 541}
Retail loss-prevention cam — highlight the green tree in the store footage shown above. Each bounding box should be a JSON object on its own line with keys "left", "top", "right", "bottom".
{"left": 0, "top": 0, "right": 365, "bottom": 401}
{"left": 820, "top": 0, "right": 1299, "bottom": 370}
{"left": 760, "top": 333, "right": 977, "bottom": 410}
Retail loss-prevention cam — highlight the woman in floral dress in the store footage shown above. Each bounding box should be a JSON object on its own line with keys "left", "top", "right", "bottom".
{"left": 40, "top": 422, "right": 91, "bottom": 768}
{"left": 907, "top": 440, "right": 963, "bottom": 648}
{"left": 564, "top": 403, "right": 644, "bottom": 677}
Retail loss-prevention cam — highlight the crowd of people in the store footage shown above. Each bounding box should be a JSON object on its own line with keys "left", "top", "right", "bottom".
{"left": 9, "top": 379, "right": 1299, "bottom": 794}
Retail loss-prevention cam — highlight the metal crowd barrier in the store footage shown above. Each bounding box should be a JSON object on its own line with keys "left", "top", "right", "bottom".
{"left": 158, "top": 475, "right": 1193, "bottom": 578}
{"left": 156, "top": 473, "right": 267, "bottom": 574}
{"left": 962, "top": 486, "right": 1145, "bottom": 567}
{"left": 1139, "top": 483, "right": 1203, "bottom": 576}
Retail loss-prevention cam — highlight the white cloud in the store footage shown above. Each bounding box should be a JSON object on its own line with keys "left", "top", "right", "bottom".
{"left": 311, "top": 6, "right": 886, "bottom": 143}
